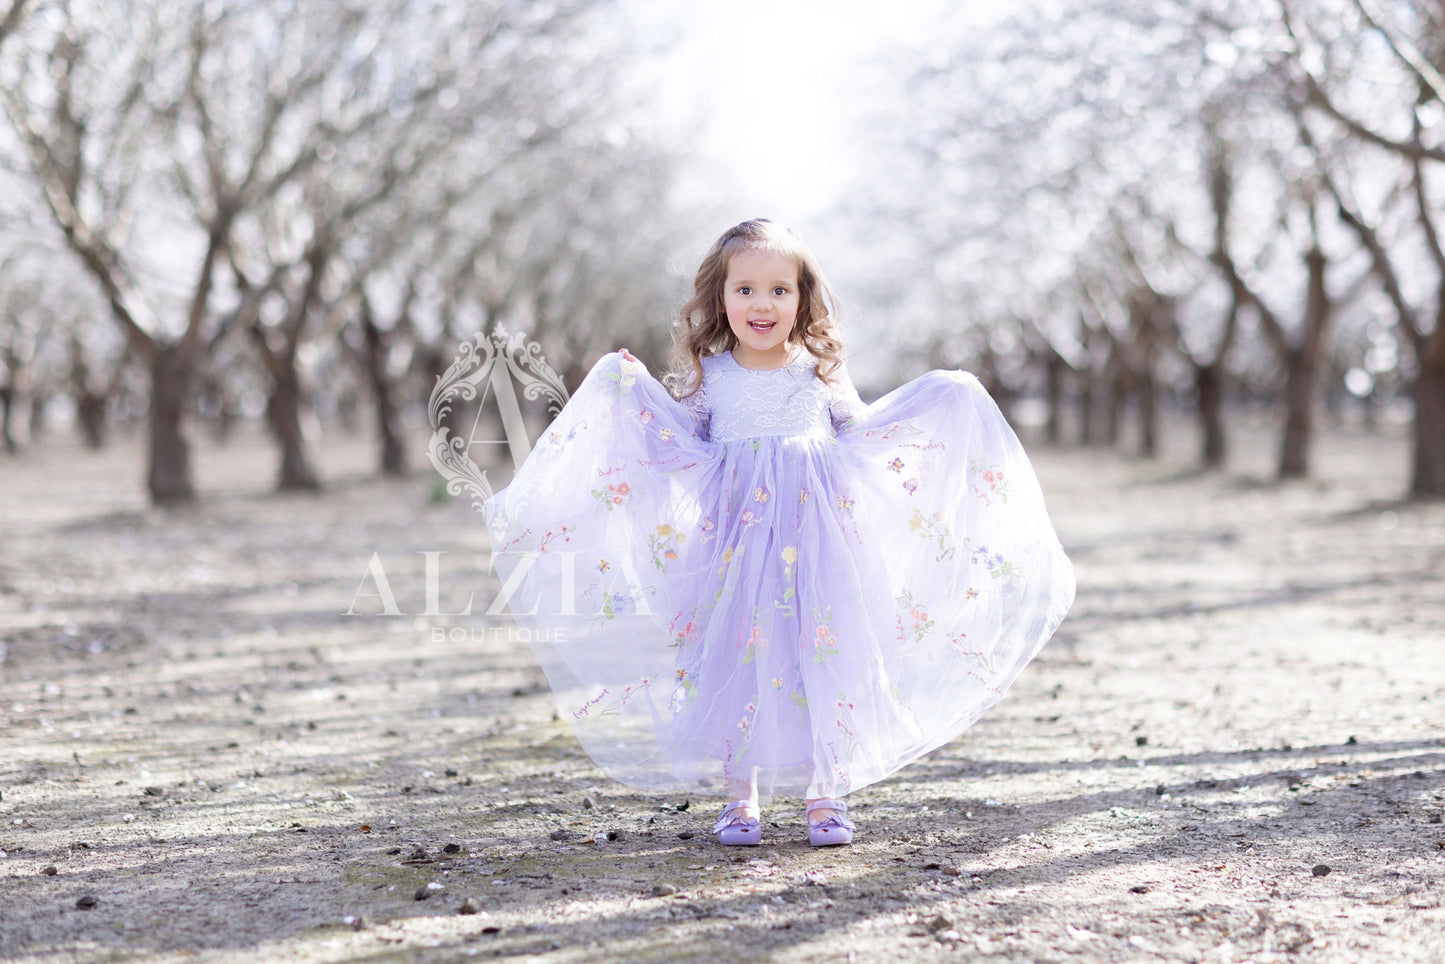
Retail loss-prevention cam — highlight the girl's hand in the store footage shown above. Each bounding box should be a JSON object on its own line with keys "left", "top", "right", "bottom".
{"left": 619, "top": 348, "right": 636, "bottom": 362}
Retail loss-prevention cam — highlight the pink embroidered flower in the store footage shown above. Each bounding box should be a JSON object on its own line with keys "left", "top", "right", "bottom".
{"left": 659, "top": 428, "right": 674, "bottom": 441}
{"left": 701, "top": 516, "right": 716, "bottom": 533}
{"left": 903, "top": 478, "right": 919, "bottom": 495}
{"left": 753, "top": 485, "right": 770, "bottom": 503}
{"left": 639, "top": 408, "right": 654, "bottom": 424}
{"left": 888, "top": 458, "right": 904, "bottom": 473}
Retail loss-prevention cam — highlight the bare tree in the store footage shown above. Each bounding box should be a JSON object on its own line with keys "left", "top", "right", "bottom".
{"left": 1280, "top": 0, "right": 1445, "bottom": 496}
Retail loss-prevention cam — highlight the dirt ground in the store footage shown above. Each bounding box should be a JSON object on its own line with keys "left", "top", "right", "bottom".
{"left": 1, "top": 413, "right": 1443, "bottom": 964}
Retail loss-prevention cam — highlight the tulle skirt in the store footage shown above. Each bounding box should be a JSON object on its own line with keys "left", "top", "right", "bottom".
{"left": 483, "top": 352, "right": 1074, "bottom": 802}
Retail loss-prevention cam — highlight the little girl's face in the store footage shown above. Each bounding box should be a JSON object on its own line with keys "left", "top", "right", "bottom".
{"left": 722, "top": 248, "right": 800, "bottom": 368}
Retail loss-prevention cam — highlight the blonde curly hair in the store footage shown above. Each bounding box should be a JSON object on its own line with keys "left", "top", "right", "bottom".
{"left": 669, "top": 219, "right": 844, "bottom": 398}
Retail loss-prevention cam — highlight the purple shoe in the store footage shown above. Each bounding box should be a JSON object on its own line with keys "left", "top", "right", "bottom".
{"left": 805, "top": 798, "right": 855, "bottom": 846}
{"left": 713, "top": 800, "right": 762, "bottom": 846}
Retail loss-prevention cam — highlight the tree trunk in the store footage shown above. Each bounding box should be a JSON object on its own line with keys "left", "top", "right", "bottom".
{"left": 1278, "top": 347, "right": 1312, "bottom": 479}
{"left": 268, "top": 361, "right": 321, "bottom": 491}
{"left": 1079, "top": 370, "right": 1096, "bottom": 445}
{"left": 1412, "top": 357, "right": 1445, "bottom": 498}
{"left": 1138, "top": 363, "right": 1158, "bottom": 458}
{"left": 360, "top": 307, "right": 406, "bottom": 477}
{"left": 1044, "top": 350, "right": 1067, "bottom": 445}
{"left": 0, "top": 387, "right": 15, "bottom": 453}
{"left": 1105, "top": 365, "right": 1128, "bottom": 447}
{"left": 1196, "top": 362, "right": 1227, "bottom": 468}
{"left": 76, "top": 392, "right": 107, "bottom": 449}
{"left": 148, "top": 344, "right": 196, "bottom": 504}
{"left": 27, "top": 392, "right": 46, "bottom": 439}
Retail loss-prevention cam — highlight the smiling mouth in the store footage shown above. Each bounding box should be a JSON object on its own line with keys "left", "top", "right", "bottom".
{"left": 748, "top": 320, "right": 776, "bottom": 332}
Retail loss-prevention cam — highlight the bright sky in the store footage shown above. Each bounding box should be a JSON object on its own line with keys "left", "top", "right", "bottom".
{"left": 628, "top": 0, "right": 1003, "bottom": 222}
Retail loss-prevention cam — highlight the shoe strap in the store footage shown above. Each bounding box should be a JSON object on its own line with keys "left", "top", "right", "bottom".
{"left": 714, "top": 800, "right": 760, "bottom": 831}
{"left": 805, "top": 798, "right": 848, "bottom": 814}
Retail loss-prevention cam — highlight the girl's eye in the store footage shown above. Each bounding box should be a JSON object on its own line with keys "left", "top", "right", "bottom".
{"left": 738, "top": 286, "right": 751, "bottom": 295}
{"left": 773, "top": 287, "right": 788, "bottom": 296}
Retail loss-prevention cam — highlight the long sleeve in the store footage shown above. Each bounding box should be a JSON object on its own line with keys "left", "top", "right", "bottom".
{"left": 828, "top": 363, "right": 867, "bottom": 432}
{"left": 682, "top": 376, "right": 711, "bottom": 442}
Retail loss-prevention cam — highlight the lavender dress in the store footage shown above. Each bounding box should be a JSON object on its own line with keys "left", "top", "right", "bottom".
{"left": 483, "top": 349, "right": 1074, "bottom": 802}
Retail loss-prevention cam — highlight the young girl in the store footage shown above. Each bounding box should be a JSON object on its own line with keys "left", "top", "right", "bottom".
{"left": 483, "top": 219, "right": 1074, "bottom": 847}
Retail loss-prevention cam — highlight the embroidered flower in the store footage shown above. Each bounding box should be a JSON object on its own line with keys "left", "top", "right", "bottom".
{"left": 966, "top": 587, "right": 979, "bottom": 600}
{"left": 835, "top": 496, "right": 854, "bottom": 512}
{"left": 908, "top": 510, "right": 924, "bottom": 531}
{"left": 676, "top": 668, "right": 687, "bottom": 680}
{"left": 701, "top": 516, "right": 716, "bottom": 533}
{"left": 639, "top": 408, "right": 654, "bottom": 424}
{"left": 771, "top": 677, "right": 784, "bottom": 690}
{"left": 659, "top": 428, "right": 675, "bottom": 442}
{"left": 781, "top": 545, "right": 797, "bottom": 565}
{"left": 888, "top": 457, "right": 904, "bottom": 473}
{"left": 597, "top": 559, "right": 610, "bottom": 572}
{"left": 753, "top": 485, "right": 770, "bottom": 503}
{"left": 903, "top": 478, "right": 919, "bottom": 495}
{"left": 799, "top": 489, "right": 811, "bottom": 505}
{"left": 655, "top": 523, "right": 674, "bottom": 537}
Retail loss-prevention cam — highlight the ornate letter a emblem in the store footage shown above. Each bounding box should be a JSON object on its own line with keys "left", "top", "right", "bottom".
{"left": 427, "top": 330, "right": 569, "bottom": 508}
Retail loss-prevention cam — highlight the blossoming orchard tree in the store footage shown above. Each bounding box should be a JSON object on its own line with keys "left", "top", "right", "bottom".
{"left": 0, "top": 0, "right": 668, "bottom": 502}
{"left": 857, "top": 0, "right": 1443, "bottom": 497}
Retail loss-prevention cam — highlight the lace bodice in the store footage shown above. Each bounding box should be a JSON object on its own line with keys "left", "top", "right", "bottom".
{"left": 683, "top": 351, "right": 865, "bottom": 443}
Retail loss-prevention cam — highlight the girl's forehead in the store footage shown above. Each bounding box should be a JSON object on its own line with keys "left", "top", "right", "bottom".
{"left": 724, "top": 246, "right": 801, "bottom": 280}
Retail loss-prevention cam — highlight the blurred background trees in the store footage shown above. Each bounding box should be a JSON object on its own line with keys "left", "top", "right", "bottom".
{"left": 1, "top": 0, "right": 1441, "bottom": 502}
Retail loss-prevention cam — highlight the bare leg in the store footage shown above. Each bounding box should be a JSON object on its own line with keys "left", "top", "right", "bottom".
{"left": 725, "top": 766, "right": 760, "bottom": 821}
{"left": 806, "top": 765, "right": 840, "bottom": 822}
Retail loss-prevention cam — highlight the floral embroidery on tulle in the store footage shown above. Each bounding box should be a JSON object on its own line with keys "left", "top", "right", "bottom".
{"left": 776, "top": 545, "right": 798, "bottom": 616}
{"left": 968, "top": 457, "right": 1011, "bottom": 506}
{"left": 895, "top": 589, "right": 936, "bottom": 642}
{"left": 536, "top": 525, "right": 573, "bottom": 553}
{"left": 591, "top": 467, "right": 632, "bottom": 510}
{"left": 908, "top": 508, "right": 956, "bottom": 561}
{"left": 968, "top": 542, "right": 1016, "bottom": 580}
{"left": 738, "top": 623, "right": 768, "bottom": 665}
{"left": 862, "top": 420, "right": 922, "bottom": 442}
{"left": 648, "top": 523, "right": 686, "bottom": 571}
{"left": 833, "top": 692, "right": 860, "bottom": 760}
{"left": 804, "top": 610, "right": 840, "bottom": 664}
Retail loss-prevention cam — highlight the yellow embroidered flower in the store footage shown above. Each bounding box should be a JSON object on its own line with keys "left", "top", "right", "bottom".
{"left": 722, "top": 548, "right": 734, "bottom": 563}
{"left": 909, "top": 510, "right": 924, "bottom": 531}
{"left": 781, "top": 546, "right": 797, "bottom": 565}
{"left": 771, "top": 677, "right": 784, "bottom": 689}
{"left": 655, "top": 524, "right": 674, "bottom": 537}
